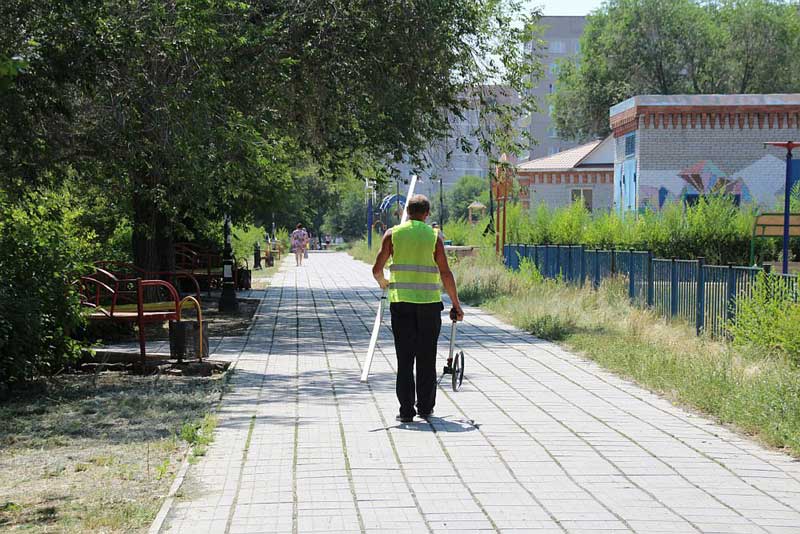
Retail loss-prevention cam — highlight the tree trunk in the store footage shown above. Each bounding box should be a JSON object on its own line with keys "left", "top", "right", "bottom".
{"left": 132, "top": 174, "right": 175, "bottom": 275}
{"left": 132, "top": 186, "right": 160, "bottom": 273}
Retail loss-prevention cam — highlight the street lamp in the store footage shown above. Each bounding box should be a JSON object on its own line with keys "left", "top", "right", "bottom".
{"left": 765, "top": 141, "right": 799, "bottom": 275}
{"left": 366, "top": 179, "right": 375, "bottom": 250}
{"left": 219, "top": 214, "right": 238, "bottom": 313}
{"left": 433, "top": 175, "right": 445, "bottom": 225}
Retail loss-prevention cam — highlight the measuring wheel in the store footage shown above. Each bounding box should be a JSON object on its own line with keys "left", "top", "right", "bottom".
{"left": 452, "top": 350, "right": 465, "bottom": 391}
{"left": 439, "top": 308, "right": 465, "bottom": 392}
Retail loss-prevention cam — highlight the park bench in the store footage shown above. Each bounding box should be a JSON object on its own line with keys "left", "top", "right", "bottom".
{"left": 266, "top": 241, "right": 282, "bottom": 262}
{"left": 78, "top": 267, "right": 203, "bottom": 362}
{"left": 94, "top": 260, "right": 202, "bottom": 300}
{"left": 174, "top": 243, "right": 236, "bottom": 293}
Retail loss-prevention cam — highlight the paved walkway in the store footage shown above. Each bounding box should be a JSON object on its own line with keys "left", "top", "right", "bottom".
{"left": 159, "top": 252, "right": 800, "bottom": 534}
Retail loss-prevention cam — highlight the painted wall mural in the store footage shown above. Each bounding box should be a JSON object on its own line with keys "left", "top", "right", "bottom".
{"left": 638, "top": 155, "right": 792, "bottom": 210}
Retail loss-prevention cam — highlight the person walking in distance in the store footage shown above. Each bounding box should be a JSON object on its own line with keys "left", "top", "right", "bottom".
{"left": 291, "top": 223, "right": 309, "bottom": 267}
{"left": 372, "top": 194, "right": 464, "bottom": 423}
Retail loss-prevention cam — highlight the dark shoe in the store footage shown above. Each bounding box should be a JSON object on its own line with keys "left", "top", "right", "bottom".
{"left": 395, "top": 414, "right": 414, "bottom": 423}
{"left": 418, "top": 409, "right": 434, "bottom": 419}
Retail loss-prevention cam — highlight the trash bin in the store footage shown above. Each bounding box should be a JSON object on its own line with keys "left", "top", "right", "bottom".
{"left": 253, "top": 242, "right": 261, "bottom": 269}
{"left": 169, "top": 321, "right": 208, "bottom": 362}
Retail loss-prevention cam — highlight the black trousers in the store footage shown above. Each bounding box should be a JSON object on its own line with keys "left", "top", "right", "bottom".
{"left": 390, "top": 301, "right": 444, "bottom": 418}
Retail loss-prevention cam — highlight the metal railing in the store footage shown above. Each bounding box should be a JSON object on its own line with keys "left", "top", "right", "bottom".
{"left": 503, "top": 244, "right": 798, "bottom": 338}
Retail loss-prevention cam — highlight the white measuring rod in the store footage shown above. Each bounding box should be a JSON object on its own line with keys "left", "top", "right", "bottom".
{"left": 360, "top": 174, "right": 418, "bottom": 383}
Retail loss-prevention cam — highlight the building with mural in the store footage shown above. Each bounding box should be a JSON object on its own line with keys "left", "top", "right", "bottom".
{"left": 609, "top": 94, "right": 800, "bottom": 212}
{"left": 516, "top": 136, "right": 614, "bottom": 211}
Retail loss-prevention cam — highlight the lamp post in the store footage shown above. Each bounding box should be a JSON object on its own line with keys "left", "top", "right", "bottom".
{"left": 366, "top": 179, "right": 374, "bottom": 250}
{"left": 438, "top": 175, "right": 445, "bottom": 225}
{"left": 765, "top": 141, "right": 799, "bottom": 275}
{"left": 219, "top": 214, "right": 238, "bottom": 312}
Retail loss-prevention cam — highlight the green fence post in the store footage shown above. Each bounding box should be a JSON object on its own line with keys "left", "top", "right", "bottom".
{"left": 566, "top": 245, "right": 572, "bottom": 284}
{"left": 611, "top": 246, "right": 616, "bottom": 275}
{"left": 646, "top": 251, "right": 654, "bottom": 307}
{"left": 579, "top": 245, "right": 586, "bottom": 288}
{"left": 725, "top": 264, "right": 736, "bottom": 323}
{"left": 670, "top": 257, "right": 678, "bottom": 318}
{"left": 628, "top": 249, "right": 635, "bottom": 302}
{"left": 696, "top": 257, "right": 705, "bottom": 335}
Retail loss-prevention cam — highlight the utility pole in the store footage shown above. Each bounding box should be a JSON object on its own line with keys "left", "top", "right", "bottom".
{"left": 765, "top": 141, "right": 798, "bottom": 274}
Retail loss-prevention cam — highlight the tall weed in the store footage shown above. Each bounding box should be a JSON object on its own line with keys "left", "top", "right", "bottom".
{"left": 729, "top": 273, "right": 800, "bottom": 361}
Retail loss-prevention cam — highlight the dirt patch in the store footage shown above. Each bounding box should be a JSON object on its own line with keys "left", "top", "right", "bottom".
{"left": 0, "top": 372, "right": 226, "bottom": 533}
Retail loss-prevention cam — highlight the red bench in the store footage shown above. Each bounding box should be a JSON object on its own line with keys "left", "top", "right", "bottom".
{"left": 78, "top": 267, "right": 203, "bottom": 362}
{"left": 94, "top": 260, "right": 202, "bottom": 300}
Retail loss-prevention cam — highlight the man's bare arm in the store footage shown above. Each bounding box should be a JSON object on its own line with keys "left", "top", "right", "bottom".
{"left": 372, "top": 230, "right": 393, "bottom": 289}
{"left": 433, "top": 235, "right": 463, "bottom": 320}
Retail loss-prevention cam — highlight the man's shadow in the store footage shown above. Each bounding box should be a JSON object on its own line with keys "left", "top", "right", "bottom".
{"left": 371, "top": 415, "right": 479, "bottom": 433}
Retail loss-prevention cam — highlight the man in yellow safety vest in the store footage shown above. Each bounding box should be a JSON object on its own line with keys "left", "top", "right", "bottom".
{"left": 372, "top": 194, "right": 464, "bottom": 423}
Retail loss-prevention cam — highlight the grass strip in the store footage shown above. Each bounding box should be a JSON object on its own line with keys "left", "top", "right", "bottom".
{"left": 453, "top": 254, "right": 800, "bottom": 456}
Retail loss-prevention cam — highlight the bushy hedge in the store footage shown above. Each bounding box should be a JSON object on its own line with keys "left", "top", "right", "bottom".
{"left": 0, "top": 192, "right": 94, "bottom": 387}
{"left": 448, "top": 197, "right": 778, "bottom": 265}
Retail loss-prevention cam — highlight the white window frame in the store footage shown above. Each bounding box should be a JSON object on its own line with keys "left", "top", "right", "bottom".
{"left": 571, "top": 188, "right": 594, "bottom": 212}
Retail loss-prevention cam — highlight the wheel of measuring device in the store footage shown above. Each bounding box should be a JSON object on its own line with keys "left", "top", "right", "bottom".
{"left": 452, "top": 351, "right": 464, "bottom": 391}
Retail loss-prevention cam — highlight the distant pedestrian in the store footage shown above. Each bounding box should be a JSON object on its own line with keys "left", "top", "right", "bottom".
{"left": 291, "top": 223, "right": 309, "bottom": 266}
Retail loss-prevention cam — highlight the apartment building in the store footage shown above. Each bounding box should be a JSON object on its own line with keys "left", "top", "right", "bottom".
{"left": 527, "top": 16, "right": 586, "bottom": 160}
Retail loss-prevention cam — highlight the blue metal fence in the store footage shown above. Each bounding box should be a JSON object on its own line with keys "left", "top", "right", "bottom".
{"left": 503, "top": 244, "right": 799, "bottom": 339}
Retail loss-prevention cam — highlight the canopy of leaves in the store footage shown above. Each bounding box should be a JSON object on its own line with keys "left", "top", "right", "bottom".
{"left": 447, "top": 174, "right": 490, "bottom": 221}
{"left": 551, "top": 0, "right": 800, "bottom": 140}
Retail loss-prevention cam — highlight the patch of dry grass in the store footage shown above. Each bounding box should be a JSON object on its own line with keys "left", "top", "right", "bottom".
{"left": 0, "top": 373, "right": 225, "bottom": 533}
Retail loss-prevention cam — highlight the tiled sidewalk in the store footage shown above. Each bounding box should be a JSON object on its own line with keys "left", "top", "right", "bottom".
{"left": 158, "top": 252, "right": 800, "bottom": 534}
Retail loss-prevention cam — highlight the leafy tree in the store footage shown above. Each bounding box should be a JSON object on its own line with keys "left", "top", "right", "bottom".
{"left": 552, "top": 0, "right": 800, "bottom": 140}
{"left": 322, "top": 185, "right": 370, "bottom": 241}
{"left": 447, "top": 175, "right": 489, "bottom": 221}
{"left": 0, "top": 0, "right": 543, "bottom": 381}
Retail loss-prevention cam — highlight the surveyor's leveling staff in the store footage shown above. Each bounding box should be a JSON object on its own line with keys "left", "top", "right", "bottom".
{"left": 360, "top": 175, "right": 418, "bottom": 383}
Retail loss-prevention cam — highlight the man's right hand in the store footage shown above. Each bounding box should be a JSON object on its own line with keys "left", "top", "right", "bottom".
{"left": 376, "top": 275, "right": 390, "bottom": 290}
{"left": 449, "top": 306, "right": 464, "bottom": 322}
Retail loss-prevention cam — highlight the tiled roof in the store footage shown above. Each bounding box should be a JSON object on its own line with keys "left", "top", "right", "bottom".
{"left": 516, "top": 140, "right": 603, "bottom": 171}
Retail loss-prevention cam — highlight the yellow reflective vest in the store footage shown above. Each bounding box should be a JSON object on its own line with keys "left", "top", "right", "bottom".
{"left": 388, "top": 220, "right": 441, "bottom": 304}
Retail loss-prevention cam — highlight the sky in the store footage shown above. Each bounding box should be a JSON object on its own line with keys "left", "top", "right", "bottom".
{"left": 524, "top": 0, "right": 605, "bottom": 16}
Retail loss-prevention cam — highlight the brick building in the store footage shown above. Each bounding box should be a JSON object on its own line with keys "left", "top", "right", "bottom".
{"left": 516, "top": 136, "right": 614, "bottom": 211}
{"left": 609, "top": 94, "right": 800, "bottom": 212}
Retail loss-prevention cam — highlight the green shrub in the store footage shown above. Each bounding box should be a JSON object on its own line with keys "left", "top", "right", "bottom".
{"left": 0, "top": 192, "right": 94, "bottom": 387}
{"left": 483, "top": 196, "right": 769, "bottom": 264}
{"left": 232, "top": 224, "right": 266, "bottom": 264}
{"left": 525, "top": 313, "right": 575, "bottom": 341}
{"left": 274, "top": 227, "right": 290, "bottom": 251}
{"left": 729, "top": 273, "right": 800, "bottom": 361}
